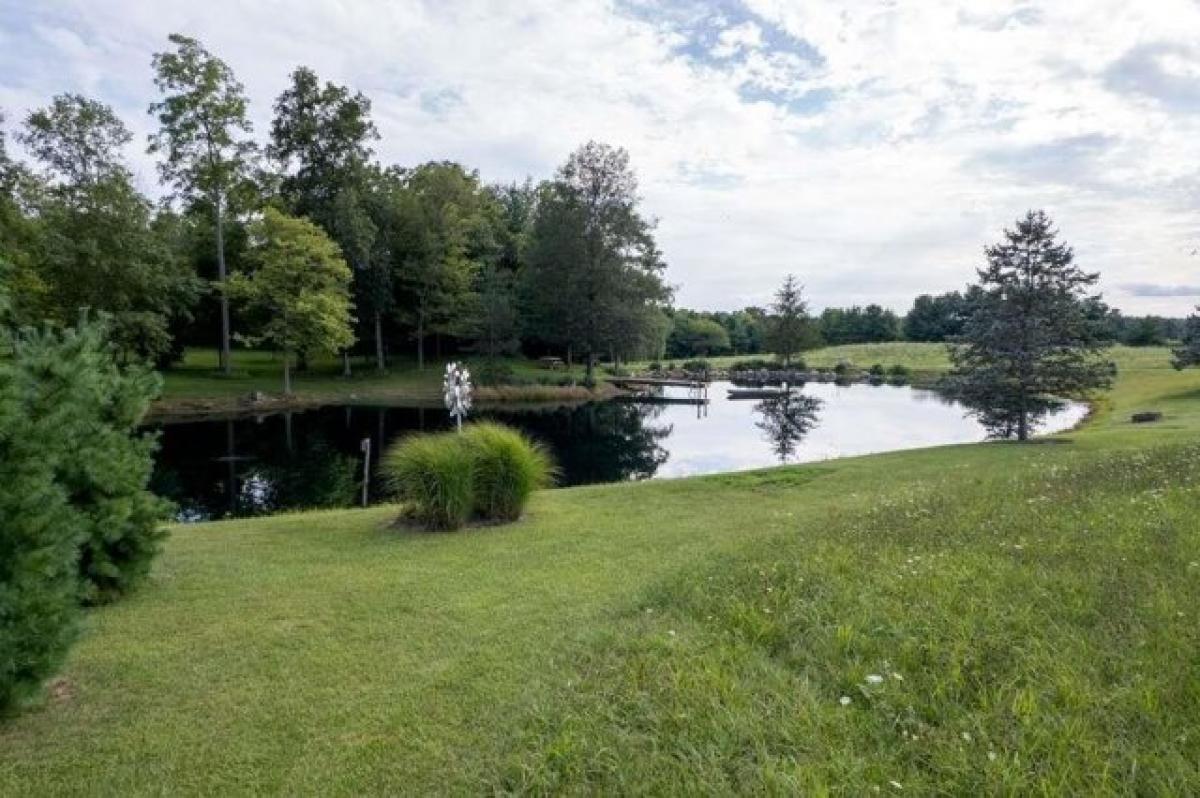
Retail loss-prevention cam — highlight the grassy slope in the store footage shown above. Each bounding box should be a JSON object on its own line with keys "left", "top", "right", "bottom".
{"left": 1, "top": 344, "right": 1197, "bottom": 794}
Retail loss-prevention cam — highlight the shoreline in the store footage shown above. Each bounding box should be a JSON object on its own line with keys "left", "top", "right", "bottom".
{"left": 146, "top": 381, "right": 627, "bottom": 424}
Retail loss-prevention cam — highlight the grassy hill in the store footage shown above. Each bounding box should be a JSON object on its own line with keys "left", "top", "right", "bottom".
{"left": 2, "top": 344, "right": 1197, "bottom": 793}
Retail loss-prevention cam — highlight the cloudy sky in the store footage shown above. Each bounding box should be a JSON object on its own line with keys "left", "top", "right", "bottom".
{"left": 2, "top": 0, "right": 1199, "bottom": 314}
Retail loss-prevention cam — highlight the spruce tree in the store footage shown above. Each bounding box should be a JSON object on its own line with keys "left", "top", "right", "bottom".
{"left": 947, "top": 210, "right": 1112, "bottom": 440}
{"left": 1171, "top": 310, "right": 1200, "bottom": 369}
{"left": 766, "top": 274, "right": 817, "bottom": 366}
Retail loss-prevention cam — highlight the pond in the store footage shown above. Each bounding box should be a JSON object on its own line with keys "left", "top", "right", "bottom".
{"left": 150, "top": 381, "right": 1088, "bottom": 522}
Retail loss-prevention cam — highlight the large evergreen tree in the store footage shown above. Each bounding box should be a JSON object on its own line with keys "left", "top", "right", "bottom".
{"left": 522, "top": 141, "right": 670, "bottom": 382}
{"left": 1171, "top": 310, "right": 1200, "bottom": 369}
{"left": 149, "top": 34, "right": 257, "bottom": 374}
{"left": 947, "top": 210, "right": 1112, "bottom": 440}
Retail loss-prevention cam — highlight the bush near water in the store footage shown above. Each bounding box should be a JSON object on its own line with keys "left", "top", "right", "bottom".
{"left": 383, "top": 422, "right": 555, "bottom": 530}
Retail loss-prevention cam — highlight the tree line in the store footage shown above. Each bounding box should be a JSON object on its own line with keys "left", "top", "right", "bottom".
{"left": 665, "top": 288, "right": 1195, "bottom": 360}
{"left": 0, "top": 35, "right": 671, "bottom": 390}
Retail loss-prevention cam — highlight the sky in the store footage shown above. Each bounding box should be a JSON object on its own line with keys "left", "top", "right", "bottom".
{"left": 1, "top": 0, "right": 1199, "bottom": 315}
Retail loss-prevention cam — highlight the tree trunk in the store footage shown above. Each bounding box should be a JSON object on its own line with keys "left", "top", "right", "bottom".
{"left": 416, "top": 311, "right": 425, "bottom": 371}
{"left": 215, "top": 194, "right": 232, "bottom": 375}
{"left": 283, "top": 352, "right": 292, "bottom": 395}
{"left": 585, "top": 350, "right": 596, "bottom": 387}
{"left": 342, "top": 350, "right": 352, "bottom": 378}
{"left": 284, "top": 412, "right": 294, "bottom": 452}
{"left": 1017, "top": 411, "right": 1029, "bottom": 442}
{"left": 567, "top": 345, "right": 573, "bottom": 369}
{"left": 374, "top": 310, "right": 385, "bottom": 372}
{"left": 225, "top": 419, "right": 237, "bottom": 515}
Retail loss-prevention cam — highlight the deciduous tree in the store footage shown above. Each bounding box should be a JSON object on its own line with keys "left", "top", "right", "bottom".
{"left": 229, "top": 208, "right": 354, "bottom": 394}
{"left": 149, "top": 34, "right": 257, "bottom": 374}
{"left": 522, "top": 142, "right": 670, "bottom": 382}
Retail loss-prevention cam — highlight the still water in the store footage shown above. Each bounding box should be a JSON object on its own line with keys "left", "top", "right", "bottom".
{"left": 150, "top": 381, "right": 1087, "bottom": 522}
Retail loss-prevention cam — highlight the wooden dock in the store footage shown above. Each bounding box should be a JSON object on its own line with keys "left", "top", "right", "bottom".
{"left": 608, "top": 377, "right": 709, "bottom": 389}
{"left": 610, "top": 376, "right": 710, "bottom": 406}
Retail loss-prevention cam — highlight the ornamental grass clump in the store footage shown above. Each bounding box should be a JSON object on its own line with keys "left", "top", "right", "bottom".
{"left": 382, "top": 433, "right": 474, "bottom": 530}
{"left": 461, "top": 422, "right": 556, "bottom": 522}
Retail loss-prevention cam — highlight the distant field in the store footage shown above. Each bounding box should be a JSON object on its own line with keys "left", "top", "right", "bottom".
{"left": 644, "top": 342, "right": 1174, "bottom": 375}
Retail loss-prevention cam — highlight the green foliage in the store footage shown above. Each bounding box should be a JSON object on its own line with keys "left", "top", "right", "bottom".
{"left": 665, "top": 313, "right": 731, "bottom": 358}
{"left": 0, "top": 339, "right": 82, "bottom": 714}
{"left": 382, "top": 433, "right": 475, "bottom": 530}
{"left": 11, "top": 318, "right": 172, "bottom": 603}
{"left": 947, "top": 210, "right": 1112, "bottom": 440}
{"left": 903, "top": 290, "right": 972, "bottom": 342}
{"left": 681, "top": 358, "right": 710, "bottom": 374}
{"left": 820, "top": 303, "right": 902, "bottom": 344}
{"left": 149, "top": 33, "right": 258, "bottom": 374}
{"left": 1, "top": 311, "right": 170, "bottom": 713}
{"left": 521, "top": 141, "right": 670, "bottom": 380}
{"left": 1172, "top": 310, "right": 1200, "bottom": 370}
{"left": 461, "top": 422, "right": 555, "bottom": 522}
{"left": 383, "top": 424, "right": 554, "bottom": 528}
{"left": 765, "top": 274, "right": 819, "bottom": 366}
{"left": 868, "top": 363, "right": 886, "bottom": 376}
{"left": 228, "top": 208, "right": 355, "bottom": 393}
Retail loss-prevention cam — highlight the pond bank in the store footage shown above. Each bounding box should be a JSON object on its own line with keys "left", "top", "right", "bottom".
{"left": 147, "top": 381, "right": 627, "bottom": 423}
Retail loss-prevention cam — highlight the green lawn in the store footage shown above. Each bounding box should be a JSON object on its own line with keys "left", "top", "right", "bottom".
{"left": 2, "top": 344, "right": 1198, "bottom": 793}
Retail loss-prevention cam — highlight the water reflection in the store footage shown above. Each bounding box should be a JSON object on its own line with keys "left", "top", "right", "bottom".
{"left": 753, "top": 388, "right": 824, "bottom": 463}
{"left": 149, "top": 380, "right": 1087, "bottom": 522}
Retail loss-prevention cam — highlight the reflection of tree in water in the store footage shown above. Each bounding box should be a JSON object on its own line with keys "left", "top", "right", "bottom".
{"left": 492, "top": 401, "right": 672, "bottom": 485}
{"left": 948, "top": 389, "right": 1063, "bottom": 440}
{"left": 256, "top": 436, "right": 359, "bottom": 511}
{"left": 753, "top": 390, "right": 823, "bottom": 463}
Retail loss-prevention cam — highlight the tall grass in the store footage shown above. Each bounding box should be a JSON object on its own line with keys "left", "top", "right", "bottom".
{"left": 381, "top": 433, "right": 474, "bottom": 530}
{"left": 500, "top": 443, "right": 1200, "bottom": 793}
{"left": 462, "top": 422, "right": 556, "bottom": 522}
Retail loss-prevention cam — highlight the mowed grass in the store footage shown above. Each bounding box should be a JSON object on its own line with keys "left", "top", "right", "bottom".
{"left": 1, "top": 344, "right": 1197, "bottom": 794}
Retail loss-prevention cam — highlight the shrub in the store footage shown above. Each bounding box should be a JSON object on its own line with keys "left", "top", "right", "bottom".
{"left": 1, "top": 312, "right": 169, "bottom": 712}
{"left": 730, "top": 358, "right": 775, "bottom": 372}
{"left": 0, "top": 381, "right": 82, "bottom": 715}
{"left": 474, "top": 361, "right": 516, "bottom": 386}
{"left": 648, "top": 361, "right": 662, "bottom": 372}
{"left": 462, "top": 423, "right": 556, "bottom": 522}
{"left": 15, "top": 319, "right": 171, "bottom": 604}
{"left": 681, "top": 358, "right": 710, "bottom": 374}
{"left": 603, "top": 365, "right": 631, "bottom": 378}
{"left": 833, "top": 361, "right": 852, "bottom": 375}
{"left": 888, "top": 364, "right": 911, "bottom": 377}
{"left": 382, "top": 433, "right": 475, "bottom": 530}
{"left": 868, "top": 363, "right": 886, "bottom": 376}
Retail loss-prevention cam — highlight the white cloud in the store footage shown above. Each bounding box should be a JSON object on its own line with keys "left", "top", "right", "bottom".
{"left": 1, "top": 0, "right": 1199, "bottom": 314}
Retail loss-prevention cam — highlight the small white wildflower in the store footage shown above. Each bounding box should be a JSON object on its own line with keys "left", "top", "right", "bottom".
{"left": 866, "top": 674, "right": 884, "bottom": 685}
{"left": 987, "top": 751, "right": 997, "bottom": 762}
{"left": 667, "top": 629, "right": 676, "bottom": 636}
{"left": 839, "top": 695, "right": 852, "bottom": 706}
{"left": 892, "top": 672, "right": 904, "bottom": 681}
{"left": 961, "top": 732, "right": 972, "bottom": 742}
{"left": 889, "top": 780, "right": 903, "bottom": 790}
